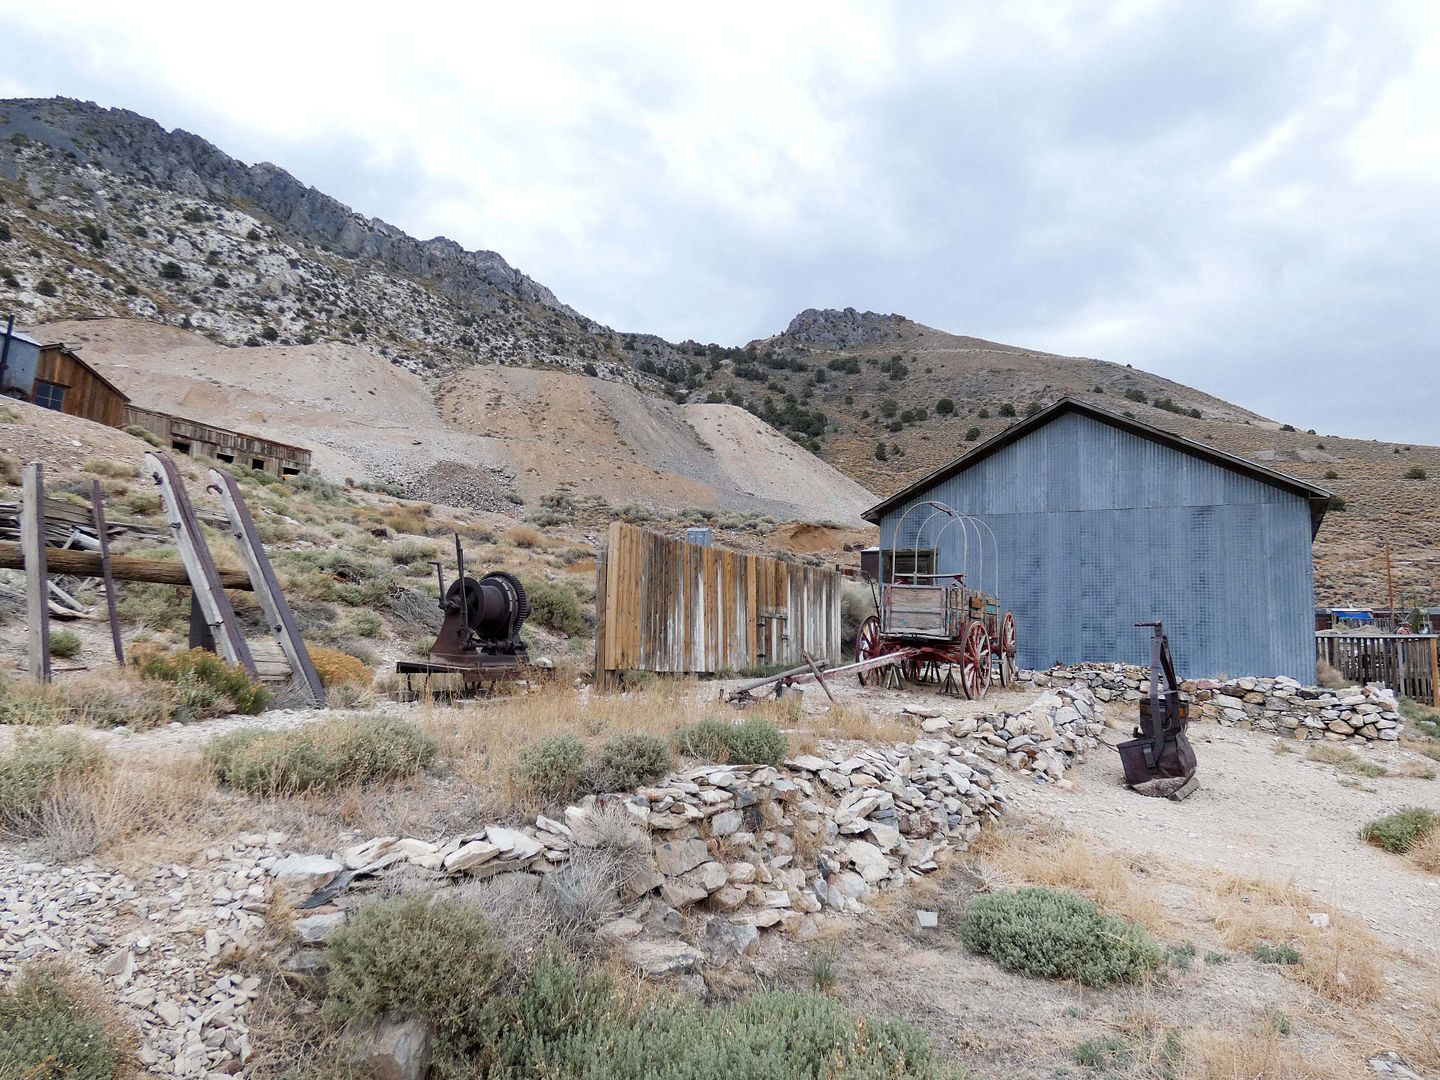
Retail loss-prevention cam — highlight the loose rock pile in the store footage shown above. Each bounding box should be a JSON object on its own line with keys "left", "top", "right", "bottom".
{"left": 0, "top": 832, "right": 289, "bottom": 1077}
{"left": 1023, "top": 665, "right": 1404, "bottom": 741}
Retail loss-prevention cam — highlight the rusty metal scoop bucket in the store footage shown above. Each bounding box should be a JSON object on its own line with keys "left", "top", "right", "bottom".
{"left": 1117, "top": 621, "right": 1198, "bottom": 799}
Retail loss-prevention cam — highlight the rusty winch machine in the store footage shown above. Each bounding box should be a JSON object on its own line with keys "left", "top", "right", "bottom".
{"left": 394, "top": 535, "right": 532, "bottom": 695}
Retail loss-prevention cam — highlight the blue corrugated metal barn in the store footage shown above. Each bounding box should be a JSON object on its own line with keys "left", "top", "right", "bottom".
{"left": 862, "top": 399, "right": 1332, "bottom": 681}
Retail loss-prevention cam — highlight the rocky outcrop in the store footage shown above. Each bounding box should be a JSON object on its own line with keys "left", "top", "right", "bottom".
{"left": 0, "top": 97, "right": 569, "bottom": 317}
{"left": 1024, "top": 665, "right": 1405, "bottom": 741}
{"left": 774, "top": 308, "right": 912, "bottom": 350}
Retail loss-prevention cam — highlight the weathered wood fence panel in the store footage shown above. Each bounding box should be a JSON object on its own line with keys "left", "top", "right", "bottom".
{"left": 1316, "top": 633, "right": 1440, "bottom": 707}
{"left": 596, "top": 522, "right": 841, "bottom": 680}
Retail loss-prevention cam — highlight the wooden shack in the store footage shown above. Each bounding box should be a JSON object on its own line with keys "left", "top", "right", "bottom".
{"left": 122, "top": 406, "right": 312, "bottom": 476}
{"left": 9, "top": 342, "right": 131, "bottom": 427}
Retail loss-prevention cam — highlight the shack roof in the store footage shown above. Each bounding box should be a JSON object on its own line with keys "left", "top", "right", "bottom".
{"left": 39, "top": 342, "right": 133, "bottom": 404}
{"left": 2, "top": 325, "right": 42, "bottom": 347}
{"left": 861, "top": 397, "right": 1334, "bottom": 535}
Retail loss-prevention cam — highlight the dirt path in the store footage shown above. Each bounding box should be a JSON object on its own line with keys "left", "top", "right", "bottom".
{"left": 1010, "top": 718, "right": 1440, "bottom": 960}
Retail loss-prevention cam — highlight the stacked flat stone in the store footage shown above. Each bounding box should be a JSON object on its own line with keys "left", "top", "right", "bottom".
{"left": 1021, "top": 664, "right": 1404, "bottom": 742}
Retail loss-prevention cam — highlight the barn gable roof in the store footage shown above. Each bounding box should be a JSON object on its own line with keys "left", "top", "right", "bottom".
{"left": 861, "top": 397, "right": 1333, "bottom": 535}
{"left": 38, "top": 341, "right": 132, "bottom": 404}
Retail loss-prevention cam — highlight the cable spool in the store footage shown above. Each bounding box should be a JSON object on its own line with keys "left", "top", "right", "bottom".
{"left": 443, "top": 571, "right": 530, "bottom": 650}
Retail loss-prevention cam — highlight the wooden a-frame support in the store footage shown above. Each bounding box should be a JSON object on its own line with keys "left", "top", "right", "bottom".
{"left": 15, "top": 453, "right": 322, "bottom": 706}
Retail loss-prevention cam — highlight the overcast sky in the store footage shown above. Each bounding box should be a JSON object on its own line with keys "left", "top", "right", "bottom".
{"left": 2, "top": 1, "right": 1437, "bottom": 441}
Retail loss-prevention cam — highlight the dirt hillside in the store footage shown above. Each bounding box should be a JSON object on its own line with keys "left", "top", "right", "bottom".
{"left": 34, "top": 318, "right": 875, "bottom": 525}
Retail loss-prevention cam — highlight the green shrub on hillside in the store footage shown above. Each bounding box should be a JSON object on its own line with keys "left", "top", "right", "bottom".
{"left": 206, "top": 715, "right": 435, "bottom": 794}
{"left": 0, "top": 965, "right": 126, "bottom": 1080}
{"left": 322, "top": 898, "right": 952, "bottom": 1080}
{"left": 0, "top": 733, "right": 107, "bottom": 832}
{"left": 523, "top": 578, "right": 586, "bottom": 636}
{"left": 1362, "top": 807, "right": 1439, "bottom": 854}
{"left": 960, "top": 887, "right": 1160, "bottom": 986}
{"left": 47, "top": 629, "right": 82, "bottom": 660}
{"left": 593, "top": 733, "right": 672, "bottom": 791}
{"left": 512, "top": 734, "right": 587, "bottom": 801}
{"left": 130, "top": 645, "right": 271, "bottom": 717}
{"left": 673, "top": 716, "right": 787, "bottom": 766}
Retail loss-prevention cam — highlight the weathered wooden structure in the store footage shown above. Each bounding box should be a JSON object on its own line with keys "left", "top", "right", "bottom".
{"left": 1, "top": 323, "right": 129, "bottom": 427}
{"left": 595, "top": 522, "right": 842, "bottom": 683}
{"left": 124, "top": 406, "right": 311, "bottom": 476}
{"left": 1316, "top": 632, "right": 1440, "bottom": 707}
{"left": 11, "top": 457, "right": 323, "bottom": 703}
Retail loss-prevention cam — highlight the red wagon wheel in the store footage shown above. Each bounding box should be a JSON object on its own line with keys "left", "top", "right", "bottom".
{"left": 997, "top": 610, "right": 1018, "bottom": 687}
{"left": 960, "top": 621, "right": 992, "bottom": 700}
{"left": 855, "top": 615, "right": 884, "bottom": 687}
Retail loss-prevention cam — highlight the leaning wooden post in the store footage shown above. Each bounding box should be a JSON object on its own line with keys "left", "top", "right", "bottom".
{"left": 90, "top": 479, "right": 125, "bottom": 666}
{"left": 21, "top": 463, "right": 51, "bottom": 682}
{"left": 1430, "top": 637, "right": 1439, "bottom": 709}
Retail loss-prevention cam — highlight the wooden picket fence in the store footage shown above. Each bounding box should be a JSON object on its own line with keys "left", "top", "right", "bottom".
{"left": 1316, "top": 632, "right": 1440, "bottom": 707}
{"left": 595, "top": 522, "right": 842, "bottom": 683}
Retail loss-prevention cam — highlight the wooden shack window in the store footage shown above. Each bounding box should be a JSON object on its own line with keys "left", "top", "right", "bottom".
{"left": 281, "top": 466, "right": 300, "bottom": 477}
{"left": 215, "top": 452, "right": 235, "bottom": 464}
{"left": 33, "top": 381, "right": 66, "bottom": 412}
{"left": 251, "top": 458, "right": 266, "bottom": 471}
{"left": 171, "top": 439, "right": 192, "bottom": 455}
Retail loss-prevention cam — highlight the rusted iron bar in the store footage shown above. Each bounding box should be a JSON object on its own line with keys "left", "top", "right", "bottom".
{"left": 0, "top": 541, "right": 254, "bottom": 589}
{"left": 90, "top": 480, "right": 124, "bottom": 666}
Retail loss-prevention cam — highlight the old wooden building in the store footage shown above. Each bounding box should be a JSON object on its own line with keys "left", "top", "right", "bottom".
{"left": 1, "top": 325, "right": 129, "bottom": 427}
{"left": 122, "top": 406, "right": 312, "bottom": 476}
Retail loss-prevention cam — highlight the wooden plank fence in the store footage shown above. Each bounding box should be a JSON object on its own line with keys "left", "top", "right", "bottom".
{"left": 595, "top": 522, "right": 842, "bottom": 682}
{"left": 1316, "top": 632, "right": 1440, "bottom": 707}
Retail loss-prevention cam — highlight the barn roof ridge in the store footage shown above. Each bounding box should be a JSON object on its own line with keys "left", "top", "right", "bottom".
{"left": 861, "top": 396, "right": 1334, "bottom": 533}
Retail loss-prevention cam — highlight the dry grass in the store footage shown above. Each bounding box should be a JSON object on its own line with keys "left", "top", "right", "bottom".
{"left": 421, "top": 681, "right": 704, "bottom": 812}
{"left": 968, "top": 823, "right": 1169, "bottom": 935}
{"left": 1180, "top": 1024, "right": 1350, "bottom": 1080}
{"left": 504, "top": 524, "right": 541, "bottom": 548}
{"left": 1407, "top": 827, "right": 1440, "bottom": 874}
{"left": 0, "top": 671, "right": 179, "bottom": 730}
{"left": 746, "top": 697, "right": 912, "bottom": 748}
{"left": 1204, "top": 873, "right": 1385, "bottom": 1004}
{"left": 37, "top": 755, "right": 214, "bottom": 863}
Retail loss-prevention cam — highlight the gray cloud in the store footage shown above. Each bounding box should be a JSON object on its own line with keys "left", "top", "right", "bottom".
{"left": 1, "top": 0, "right": 1435, "bottom": 440}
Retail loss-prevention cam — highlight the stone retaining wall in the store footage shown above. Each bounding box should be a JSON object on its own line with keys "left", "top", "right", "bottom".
{"left": 283, "top": 685, "right": 1106, "bottom": 975}
{"left": 1022, "top": 665, "right": 1404, "bottom": 742}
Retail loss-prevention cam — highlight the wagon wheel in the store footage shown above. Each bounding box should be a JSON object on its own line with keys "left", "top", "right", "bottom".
{"left": 997, "top": 611, "right": 1019, "bottom": 687}
{"left": 960, "top": 621, "right": 993, "bottom": 700}
{"left": 855, "top": 616, "right": 884, "bottom": 687}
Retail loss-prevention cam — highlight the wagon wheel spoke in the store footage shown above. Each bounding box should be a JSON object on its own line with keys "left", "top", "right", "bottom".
{"left": 997, "top": 611, "right": 1018, "bottom": 687}
{"left": 961, "top": 622, "right": 992, "bottom": 700}
{"left": 855, "top": 616, "right": 882, "bottom": 687}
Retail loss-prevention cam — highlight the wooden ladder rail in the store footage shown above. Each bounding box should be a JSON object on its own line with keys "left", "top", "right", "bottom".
{"left": 207, "top": 468, "right": 324, "bottom": 705}
{"left": 90, "top": 479, "right": 125, "bottom": 666}
{"left": 20, "top": 463, "right": 51, "bottom": 682}
{"left": 145, "top": 452, "right": 256, "bottom": 674}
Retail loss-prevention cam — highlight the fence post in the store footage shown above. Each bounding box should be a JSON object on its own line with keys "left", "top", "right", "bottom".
{"left": 21, "top": 463, "right": 50, "bottom": 683}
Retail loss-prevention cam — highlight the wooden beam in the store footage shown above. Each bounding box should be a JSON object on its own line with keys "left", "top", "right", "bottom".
{"left": 0, "top": 540, "right": 254, "bottom": 589}
{"left": 21, "top": 465, "right": 50, "bottom": 682}
{"left": 90, "top": 480, "right": 125, "bottom": 666}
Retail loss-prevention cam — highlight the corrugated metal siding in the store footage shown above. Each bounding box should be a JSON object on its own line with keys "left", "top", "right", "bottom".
{"left": 878, "top": 412, "right": 1316, "bottom": 680}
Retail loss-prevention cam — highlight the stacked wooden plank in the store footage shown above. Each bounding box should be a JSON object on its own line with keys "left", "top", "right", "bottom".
{"left": 0, "top": 496, "right": 126, "bottom": 549}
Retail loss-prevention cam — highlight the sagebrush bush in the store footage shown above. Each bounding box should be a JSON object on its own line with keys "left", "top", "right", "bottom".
{"left": 121, "top": 423, "right": 162, "bottom": 447}
{"left": 724, "top": 717, "right": 788, "bottom": 765}
{"left": 961, "top": 886, "right": 1160, "bottom": 986}
{"left": 523, "top": 578, "right": 586, "bottom": 636}
{"left": 323, "top": 896, "right": 512, "bottom": 1076}
{"left": 1362, "top": 807, "right": 1439, "bottom": 854}
{"left": 0, "top": 965, "right": 126, "bottom": 1080}
{"left": 306, "top": 645, "right": 374, "bottom": 688}
{"left": 513, "top": 734, "right": 586, "bottom": 801}
{"left": 0, "top": 733, "right": 107, "bottom": 833}
{"left": 593, "top": 734, "right": 672, "bottom": 791}
{"left": 672, "top": 718, "right": 733, "bottom": 762}
{"left": 206, "top": 715, "right": 435, "bottom": 794}
{"left": 130, "top": 645, "right": 271, "bottom": 717}
{"left": 672, "top": 717, "right": 788, "bottom": 766}
{"left": 48, "top": 629, "right": 82, "bottom": 660}
{"left": 321, "top": 910, "right": 950, "bottom": 1080}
